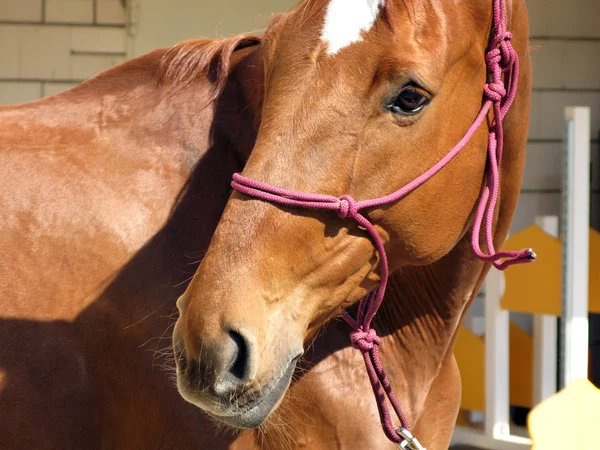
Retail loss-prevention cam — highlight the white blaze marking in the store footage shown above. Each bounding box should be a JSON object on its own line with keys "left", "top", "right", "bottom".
{"left": 321, "top": 0, "right": 385, "bottom": 55}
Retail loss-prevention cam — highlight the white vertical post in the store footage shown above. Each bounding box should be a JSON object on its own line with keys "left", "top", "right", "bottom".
{"left": 561, "top": 106, "right": 590, "bottom": 388}
{"left": 532, "top": 216, "right": 558, "bottom": 405}
{"left": 485, "top": 269, "right": 510, "bottom": 438}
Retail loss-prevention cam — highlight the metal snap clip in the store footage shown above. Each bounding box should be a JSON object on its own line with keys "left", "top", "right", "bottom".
{"left": 395, "top": 427, "right": 427, "bottom": 450}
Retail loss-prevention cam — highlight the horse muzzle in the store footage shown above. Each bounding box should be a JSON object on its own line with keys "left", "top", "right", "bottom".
{"left": 172, "top": 322, "right": 300, "bottom": 428}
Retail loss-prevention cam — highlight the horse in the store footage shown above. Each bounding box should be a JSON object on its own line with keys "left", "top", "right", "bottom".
{"left": 0, "top": 0, "right": 532, "bottom": 449}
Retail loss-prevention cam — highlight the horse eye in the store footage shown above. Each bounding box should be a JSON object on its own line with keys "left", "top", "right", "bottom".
{"left": 389, "top": 87, "right": 430, "bottom": 115}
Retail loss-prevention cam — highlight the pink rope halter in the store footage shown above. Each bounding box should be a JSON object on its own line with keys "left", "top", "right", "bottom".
{"left": 231, "top": 0, "right": 535, "bottom": 447}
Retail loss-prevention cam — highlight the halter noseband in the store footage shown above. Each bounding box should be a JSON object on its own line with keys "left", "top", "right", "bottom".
{"left": 231, "top": 1, "right": 534, "bottom": 447}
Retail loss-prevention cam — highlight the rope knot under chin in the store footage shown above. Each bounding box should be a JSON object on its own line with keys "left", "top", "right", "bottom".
{"left": 350, "top": 328, "right": 381, "bottom": 352}
{"left": 337, "top": 195, "right": 359, "bottom": 219}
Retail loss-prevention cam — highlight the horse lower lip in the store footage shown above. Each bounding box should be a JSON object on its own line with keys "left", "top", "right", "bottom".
{"left": 210, "top": 360, "right": 297, "bottom": 429}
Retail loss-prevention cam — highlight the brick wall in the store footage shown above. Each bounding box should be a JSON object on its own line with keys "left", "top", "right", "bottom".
{"left": 0, "top": 0, "right": 126, "bottom": 105}
{"left": 128, "top": 0, "right": 297, "bottom": 57}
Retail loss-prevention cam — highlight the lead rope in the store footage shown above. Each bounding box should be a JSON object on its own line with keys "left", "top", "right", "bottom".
{"left": 231, "top": 1, "right": 534, "bottom": 447}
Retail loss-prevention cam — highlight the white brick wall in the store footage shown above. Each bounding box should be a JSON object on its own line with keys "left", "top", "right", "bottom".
{"left": 45, "top": 0, "right": 94, "bottom": 24}
{"left": 528, "top": 91, "right": 600, "bottom": 141}
{"left": 0, "top": 0, "right": 126, "bottom": 105}
{"left": 513, "top": 0, "right": 600, "bottom": 236}
{"left": 96, "top": 0, "right": 126, "bottom": 24}
{"left": 70, "top": 53, "right": 125, "bottom": 79}
{"left": 0, "top": 26, "right": 20, "bottom": 78}
{"left": 0, "top": 0, "right": 43, "bottom": 22}
{"left": 527, "top": 0, "right": 600, "bottom": 38}
{"left": 522, "top": 142, "right": 600, "bottom": 192}
{"left": 42, "top": 81, "right": 79, "bottom": 97}
{"left": 0, "top": 81, "right": 41, "bottom": 104}
{"left": 514, "top": 140, "right": 600, "bottom": 234}
{"left": 20, "top": 26, "right": 72, "bottom": 79}
{"left": 531, "top": 40, "right": 600, "bottom": 90}
{"left": 71, "top": 27, "right": 125, "bottom": 53}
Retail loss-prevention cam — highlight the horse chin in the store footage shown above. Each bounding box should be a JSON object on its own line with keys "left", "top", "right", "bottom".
{"left": 211, "top": 360, "right": 296, "bottom": 429}
{"left": 179, "top": 360, "right": 297, "bottom": 429}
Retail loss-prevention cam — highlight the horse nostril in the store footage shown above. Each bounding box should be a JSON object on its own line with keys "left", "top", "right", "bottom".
{"left": 228, "top": 329, "right": 249, "bottom": 380}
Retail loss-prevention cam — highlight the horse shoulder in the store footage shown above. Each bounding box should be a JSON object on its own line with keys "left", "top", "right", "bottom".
{"left": 0, "top": 44, "right": 255, "bottom": 319}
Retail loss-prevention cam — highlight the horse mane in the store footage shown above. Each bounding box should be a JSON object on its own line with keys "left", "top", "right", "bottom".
{"left": 157, "top": 33, "right": 262, "bottom": 101}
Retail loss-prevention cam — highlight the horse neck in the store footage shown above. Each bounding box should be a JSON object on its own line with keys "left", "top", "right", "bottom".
{"left": 372, "top": 233, "right": 486, "bottom": 418}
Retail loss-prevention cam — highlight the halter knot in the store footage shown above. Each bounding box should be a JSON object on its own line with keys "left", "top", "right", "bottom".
{"left": 488, "top": 32, "right": 516, "bottom": 71}
{"left": 493, "top": 30, "right": 512, "bottom": 46}
{"left": 484, "top": 80, "right": 507, "bottom": 102}
{"left": 485, "top": 48, "right": 502, "bottom": 69}
{"left": 337, "top": 195, "right": 359, "bottom": 219}
{"left": 350, "top": 327, "right": 381, "bottom": 352}
{"left": 500, "top": 44, "right": 516, "bottom": 69}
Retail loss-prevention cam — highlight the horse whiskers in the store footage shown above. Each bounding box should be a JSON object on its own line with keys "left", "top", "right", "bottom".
{"left": 292, "top": 361, "right": 310, "bottom": 375}
{"left": 139, "top": 318, "right": 177, "bottom": 352}
{"left": 123, "top": 304, "right": 165, "bottom": 330}
{"left": 186, "top": 259, "right": 202, "bottom": 266}
{"left": 282, "top": 388, "right": 321, "bottom": 427}
{"left": 173, "top": 274, "right": 195, "bottom": 288}
{"left": 151, "top": 359, "right": 176, "bottom": 369}
{"left": 137, "top": 333, "right": 172, "bottom": 349}
{"left": 183, "top": 249, "right": 208, "bottom": 261}
{"left": 149, "top": 345, "right": 175, "bottom": 356}
{"left": 149, "top": 316, "right": 184, "bottom": 371}
{"left": 160, "top": 306, "right": 180, "bottom": 320}
{"left": 149, "top": 345, "right": 176, "bottom": 365}
{"left": 301, "top": 317, "right": 336, "bottom": 356}
{"left": 258, "top": 407, "right": 296, "bottom": 450}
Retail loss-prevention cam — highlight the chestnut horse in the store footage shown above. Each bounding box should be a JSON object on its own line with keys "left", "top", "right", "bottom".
{"left": 0, "top": 0, "right": 531, "bottom": 449}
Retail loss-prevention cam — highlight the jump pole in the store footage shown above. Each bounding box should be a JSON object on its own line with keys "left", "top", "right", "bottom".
{"left": 532, "top": 216, "right": 558, "bottom": 405}
{"left": 560, "top": 106, "right": 591, "bottom": 388}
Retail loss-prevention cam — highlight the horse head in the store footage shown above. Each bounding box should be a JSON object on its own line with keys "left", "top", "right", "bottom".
{"left": 172, "top": 0, "right": 532, "bottom": 437}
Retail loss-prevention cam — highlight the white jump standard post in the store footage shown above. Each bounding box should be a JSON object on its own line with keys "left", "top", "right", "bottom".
{"left": 532, "top": 216, "right": 558, "bottom": 405}
{"left": 484, "top": 268, "right": 510, "bottom": 440}
{"left": 560, "top": 106, "right": 591, "bottom": 388}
